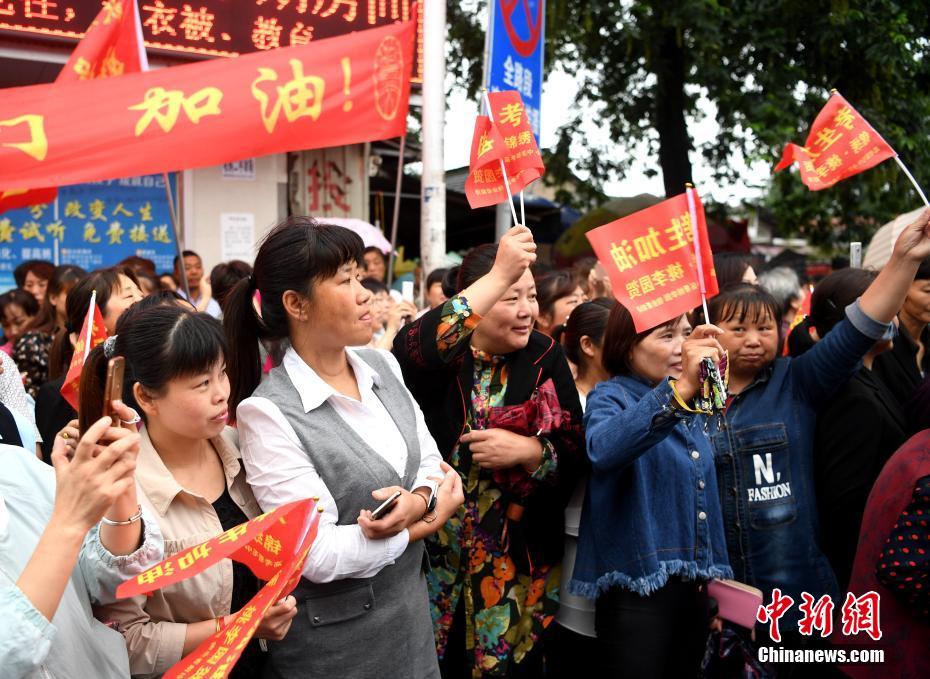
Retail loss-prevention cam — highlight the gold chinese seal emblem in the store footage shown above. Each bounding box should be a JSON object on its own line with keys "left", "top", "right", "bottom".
{"left": 374, "top": 36, "right": 404, "bottom": 121}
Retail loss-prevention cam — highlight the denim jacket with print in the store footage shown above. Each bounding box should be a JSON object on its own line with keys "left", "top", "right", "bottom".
{"left": 570, "top": 375, "right": 732, "bottom": 599}
{"left": 708, "top": 301, "right": 891, "bottom": 624}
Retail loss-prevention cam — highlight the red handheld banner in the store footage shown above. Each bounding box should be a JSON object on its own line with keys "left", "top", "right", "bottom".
{"left": 774, "top": 92, "right": 895, "bottom": 191}
{"left": 0, "top": 17, "right": 415, "bottom": 191}
{"left": 586, "top": 191, "right": 718, "bottom": 332}
{"left": 118, "top": 498, "right": 320, "bottom": 679}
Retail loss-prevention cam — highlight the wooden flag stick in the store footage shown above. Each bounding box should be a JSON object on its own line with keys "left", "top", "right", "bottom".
{"left": 482, "top": 89, "right": 520, "bottom": 226}
{"left": 894, "top": 156, "right": 930, "bottom": 208}
{"left": 685, "top": 183, "right": 711, "bottom": 324}
{"left": 520, "top": 191, "right": 526, "bottom": 227}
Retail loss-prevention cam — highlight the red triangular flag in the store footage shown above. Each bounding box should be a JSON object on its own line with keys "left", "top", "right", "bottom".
{"left": 774, "top": 92, "right": 895, "bottom": 191}
{"left": 586, "top": 191, "right": 718, "bottom": 333}
{"left": 60, "top": 293, "right": 109, "bottom": 412}
{"left": 487, "top": 90, "right": 545, "bottom": 194}
{"left": 464, "top": 115, "right": 510, "bottom": 209}
{"left": 0, "top": 0, "right": 148, "bottom": 215}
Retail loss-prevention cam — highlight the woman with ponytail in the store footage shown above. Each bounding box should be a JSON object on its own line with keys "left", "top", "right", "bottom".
{"left": 224, "top": 216, "right": 463, "bottom": 679}
{"left": 90, "top": 304, "right": 296, "bottom": 678}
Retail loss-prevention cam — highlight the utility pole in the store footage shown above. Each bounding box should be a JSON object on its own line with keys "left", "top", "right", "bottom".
{"left": 420, "top": 0, "right": 447, "bottom": 279}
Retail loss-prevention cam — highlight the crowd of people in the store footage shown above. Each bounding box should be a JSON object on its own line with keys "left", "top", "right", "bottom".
{"left": 1, "top": 209, "right": 929, "bottom": 678}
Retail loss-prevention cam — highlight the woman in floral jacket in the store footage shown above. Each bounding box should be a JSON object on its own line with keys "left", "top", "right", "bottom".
{"left": 393, "top": 227, "right": 586, "bottom": 677}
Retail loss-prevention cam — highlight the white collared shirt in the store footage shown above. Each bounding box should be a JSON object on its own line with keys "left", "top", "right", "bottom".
{"left": 237, "top": 347, "right": 443, "bottom": 584}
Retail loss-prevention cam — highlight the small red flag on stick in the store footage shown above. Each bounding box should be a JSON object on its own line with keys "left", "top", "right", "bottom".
{"left": 465, "top": 115, "right": 510, "bottom": 209}
{"left": 0, "top": 0, "right": 149, "bottom": 215}
{"left": 775, "top": 90, "right": 929, "bottom": 206}
{"left": 60, "top": 291, "right": 108, "bottom": 411}
{"left": 586, "top": 191, "right": 718, "bottom": 333}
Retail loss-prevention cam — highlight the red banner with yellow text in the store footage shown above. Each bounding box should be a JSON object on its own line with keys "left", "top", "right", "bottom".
{"left": 117, "top": 498, "right": 320, "bottom": 679}
{"left": 0, "top": 17, "right": 415, "bottom": 191}
{"left": 586, "top": 192, "right": 718, "bottom": 332}
{"left": 774, "top": 92, "right": 895, "bottom": 190}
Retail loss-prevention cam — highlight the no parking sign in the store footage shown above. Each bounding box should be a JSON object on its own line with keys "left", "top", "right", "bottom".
{"left": 486, "top": 0, "right": 545, "bottom": 143}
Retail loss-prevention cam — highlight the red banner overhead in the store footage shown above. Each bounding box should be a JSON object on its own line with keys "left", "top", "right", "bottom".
{"left": 0, "top": 16, "right": 414, "bottom": 191}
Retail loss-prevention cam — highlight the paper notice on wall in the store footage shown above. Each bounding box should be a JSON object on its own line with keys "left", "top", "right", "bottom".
{"left": 220, "top": 213, "right": 255, "bottom": 262}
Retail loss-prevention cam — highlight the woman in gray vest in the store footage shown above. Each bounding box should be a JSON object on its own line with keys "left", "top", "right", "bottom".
{"left": 223, "top": 217, "right": 464, "bottom": 679}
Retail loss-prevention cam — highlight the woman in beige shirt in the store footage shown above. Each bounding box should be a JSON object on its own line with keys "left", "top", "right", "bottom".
{"left": 87, "top": 303, "right": 297, "bottom": 678}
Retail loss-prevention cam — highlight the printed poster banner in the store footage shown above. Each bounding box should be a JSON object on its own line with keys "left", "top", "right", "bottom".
{"left": 487, "top": 0, "right": 545, "bottom": 141}
{"left": 586, "top": 191, "right": 718, "bottom": 332}
{"left": 774, "top": 92, "right": 896, "bottom": 191}
{"left": 118, "top": 498, "right": 320, "bottom": 679}
{"left": 0, "top": 173, "right": 179, "bottom": 292}
{"left": 0, "top": 16, "right": 415, "bottom": 191}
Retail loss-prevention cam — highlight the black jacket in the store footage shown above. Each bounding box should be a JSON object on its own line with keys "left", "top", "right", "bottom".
{"left": 873, "top": 322, "right": 930, "bottom": 428}
{"left": 393, "top": 302, "right": 587, "bottom": 563}
{"left": 814, "top": 367, "right": 908, "bottom": 591}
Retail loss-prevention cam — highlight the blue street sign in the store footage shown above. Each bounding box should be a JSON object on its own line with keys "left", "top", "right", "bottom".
{"left": 0, "top": 173, "right": 179, "bottom": 292}
{"left": 486, "top": 0, "right": 545, "bottom": 142}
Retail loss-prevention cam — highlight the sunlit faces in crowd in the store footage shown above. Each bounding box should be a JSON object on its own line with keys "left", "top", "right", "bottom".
{"left": 362, "top": 247, "right": 387, "bottom": 282}
{"left": 627, "top": 315, "right": 692, "bottom": 384}
{"left": 471, "top": 268, "right": 539, "bottom": 355}
{"left": 713, "top": 295, "right": 781, "bottom": 379}
{"left": 103, "top": 274, "right": 144, "bottom": 333}
{"left": 295, "top": 261, "right": 375, "bottom": 348}
{"left": 23, "top": 270, "right": 49, "bottom": 302}
{"left": 134, "top": 359, "right": 231, "bottom": 441}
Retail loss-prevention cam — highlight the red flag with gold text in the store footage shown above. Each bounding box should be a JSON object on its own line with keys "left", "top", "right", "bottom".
{"left": 586, "top": 191, "right": 718, "bottom": 332}
{"left": 0, "top": 16, "right": 415, "bottom": 191}
{"left": 117, "top": 498, "right": 320, "bottom": 679}
{"left": 487, "top": 90, "right": 545, "bottom": 194}
{"left": 465, "top": 115, "right": 509, "bottom": 208}
{"left": 774, "top": 92, "right": 895, "bottom": 190}
{"left": 60, "top": 294, "right": 108, "bottom": 411}
{"left": 0, "top": 0, "right": 148, "bottom": 215}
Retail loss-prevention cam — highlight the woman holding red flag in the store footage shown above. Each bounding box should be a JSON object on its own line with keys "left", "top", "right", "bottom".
{"left": 87, "top": 304, "right": 297, "bottom": 678}
{"left": 704, "top": 208, "right": 930, "bottom": 656}
{"left": 393, "top": 226, "right": 586, "bottom": 678}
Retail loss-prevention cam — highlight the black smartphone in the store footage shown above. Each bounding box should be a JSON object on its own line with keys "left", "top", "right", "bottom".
{"left": 370, "top": 490, "right": 402, "bottom": 520}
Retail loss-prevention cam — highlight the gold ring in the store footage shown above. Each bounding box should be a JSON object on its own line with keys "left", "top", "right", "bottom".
{"left": 61, "top": 431, "right": 69, "bottom": 439}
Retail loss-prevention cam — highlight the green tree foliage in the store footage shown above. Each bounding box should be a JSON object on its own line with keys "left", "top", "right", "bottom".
{"left": 448, "top": 1, "right": 930, "bottom": 245}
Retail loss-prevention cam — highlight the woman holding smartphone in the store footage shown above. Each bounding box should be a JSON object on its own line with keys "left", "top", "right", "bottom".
{"left": 223, "top": 217, "right": 463, "bottom": 679}
{"left": 86, "top": 305, "right": 297, "bottom": 678}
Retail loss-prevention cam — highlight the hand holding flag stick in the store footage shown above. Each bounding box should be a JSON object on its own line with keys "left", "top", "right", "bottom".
{"left": 685, "top": 183, "right": 711, "bottom": 324}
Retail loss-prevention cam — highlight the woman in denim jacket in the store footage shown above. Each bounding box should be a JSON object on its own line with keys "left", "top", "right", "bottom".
{"left": 705, "top": 208, "right": 930, "bottom": 651}
{"left": 570, "top": 305, "right": 732, "bottom": 677}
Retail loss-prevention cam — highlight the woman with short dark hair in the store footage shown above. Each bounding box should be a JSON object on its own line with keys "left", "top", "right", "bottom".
{"left": 393, "top": 226, "right": 586, "bottom": 677}
{"left": 570, "top": 305, "right": 732, "bottom": 677}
